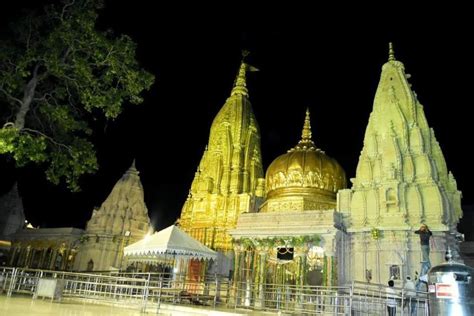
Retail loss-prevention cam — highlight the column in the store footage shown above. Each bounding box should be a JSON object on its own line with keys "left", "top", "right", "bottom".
{"left": 24, "top": 247, "right": 31, "bottom": 268}
{"left": 323, "top": 236, "right": 335, "bottom": 286}
{"left": 295, "top": 247, "right": 307, "bottom": 310}
{"left": 324, "top": 256, "right": 334, "bottom": 286}
{"left": 232, "top": 246, "right": 243, "bottom": 305}
{"left": 254, "top": 250, "right": 267, "bottom": 309}
{"left": 38, "top": 249, "right": 47, "bottom": 269}
{"left": 243, "top": 250, "right": 254, "bottom": 307}
{"left": 8, "top": 247, "right": 18, "bottom": 266}
{"left": 49, "top": 249, "right": 58, "bottom": 270}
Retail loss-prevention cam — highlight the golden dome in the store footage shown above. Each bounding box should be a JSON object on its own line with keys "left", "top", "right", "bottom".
{"left": 263, "top": 109, "right": 347, "bottom": 211}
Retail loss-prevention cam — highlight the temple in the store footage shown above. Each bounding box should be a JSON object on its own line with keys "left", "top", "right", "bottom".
{"left": 180, "top": 43, "right": 463, "bottom": 290}
{"left": 337, "top": 43, "right": 462, "bottom": 284}
{"left": 74, "top": 160, "right": 152, "bottom": 271}
{"left": 178, "top": 58, "right": 265, "bottom": 274}
{"left": 1, "top": 44, "right": 464, "bottom": 289}
{"left": 6, "top": 160, "right": 152, "bottom": 271}
{"left": 231, "top": 108, "right": 347, "bottom": 293}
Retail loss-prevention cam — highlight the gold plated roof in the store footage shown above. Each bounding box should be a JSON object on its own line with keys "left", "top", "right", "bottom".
{"left": 264, "top": 109, "right": 347, "bottom": 206}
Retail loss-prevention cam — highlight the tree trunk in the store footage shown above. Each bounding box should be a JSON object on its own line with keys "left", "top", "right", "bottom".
{"left": 14, "top": 66, "right": 39, "bottom": 130}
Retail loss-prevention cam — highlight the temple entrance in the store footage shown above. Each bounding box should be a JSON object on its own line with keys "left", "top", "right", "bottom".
{"left": 187, "top": 259, "right": 204, "bottom": 293}
{"left": 306, "top": 269, "right": 323, "bottom": 286}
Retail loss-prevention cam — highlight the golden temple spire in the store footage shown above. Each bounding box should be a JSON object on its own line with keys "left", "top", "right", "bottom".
{"left": 289, "top": 108, "right": 321, "bottom": 152}
{"left": 231, "top": 62, "right": 248, "bottom": 96}
{"left": 388, "top": 42, "right": 396, "bottom": 61}
{"left": 231, "top": 50, "right": 258, "bottom": 97}
{"left": 301, "top": 108, "right": 312, "bottom": 142}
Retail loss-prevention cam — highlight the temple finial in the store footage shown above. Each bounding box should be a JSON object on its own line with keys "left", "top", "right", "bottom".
{"left": 231, "top": 50, "right": 258, "bottom": 97}
{"left": 301, "top": 108, "right": 312, "bottom": 142}
{"left": 388, "top": 42, "right": 396, "bottom": 61}
{"left": 126, "top": 158, "right": 138, "bottom": 175}
{"left": 288, "top": 108, "right": 320, "bottom": 152}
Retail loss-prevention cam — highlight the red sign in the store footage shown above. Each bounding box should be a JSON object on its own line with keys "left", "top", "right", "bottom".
{"left": 435, "top": 283, "right": 457, "bottom": 299}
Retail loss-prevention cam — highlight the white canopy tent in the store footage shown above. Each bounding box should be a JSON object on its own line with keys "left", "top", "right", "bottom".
{"left": 124, "top": 225, "right": 217, "bottom": 264}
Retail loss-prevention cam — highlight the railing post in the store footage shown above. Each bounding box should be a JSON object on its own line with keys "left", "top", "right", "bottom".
{"left": 213, "top": 275, "right": 218, "bottom": 308}
{"left": 349, "top": 281, "right": 353, "bottom": 314}
{"left": 7, "top": 267, "right": 17, "bottom": 297}
{"left": 141, "top": 272, "right": 150, "bottom": 313}
{"left": 156, "top": 276, "right": 162, "bottom": 315}
{"left": 401, "top": 288, "right": 405, "bottom": 316}
{"left": 234, "top": 281, "right": 239, "bottom": 309}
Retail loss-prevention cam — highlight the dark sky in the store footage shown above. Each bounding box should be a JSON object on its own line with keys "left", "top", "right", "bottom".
{"left": 1, "top": 2, "right": 473, "bottom": 232}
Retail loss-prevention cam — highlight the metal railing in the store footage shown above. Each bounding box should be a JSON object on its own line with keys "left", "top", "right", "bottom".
{"left": 0, "top": 267, "right": 428, "bottom": 315}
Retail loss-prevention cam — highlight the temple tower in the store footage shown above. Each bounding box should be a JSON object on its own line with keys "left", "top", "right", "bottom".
{"left": 338, "top": 43, "right": 463, "bottom": 284}
{"left": 178, "top": 58, "right": 264, "bottom": 255}
{"left": 74, "top": 160, "right": 152, "bottom": 271}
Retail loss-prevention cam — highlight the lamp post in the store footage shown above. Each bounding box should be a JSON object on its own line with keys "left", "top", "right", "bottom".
{"left": 120, "top": 230, "right": 131, "bottom": 271}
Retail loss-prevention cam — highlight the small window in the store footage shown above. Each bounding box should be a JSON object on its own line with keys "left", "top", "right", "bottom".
{"left": 277, "top": 247, "right": 294, "bottom": 261}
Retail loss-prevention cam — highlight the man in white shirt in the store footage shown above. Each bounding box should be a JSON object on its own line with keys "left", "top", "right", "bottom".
{"left": 386, "top": 280, "right": 397, "bottom": 316}
{"left": 403, "top": 276, "right": 417, "bottom": 316}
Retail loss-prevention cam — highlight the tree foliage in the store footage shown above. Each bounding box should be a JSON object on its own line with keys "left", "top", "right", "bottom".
{"left": 0, "top": 0, "right": 154, "bottom": 191}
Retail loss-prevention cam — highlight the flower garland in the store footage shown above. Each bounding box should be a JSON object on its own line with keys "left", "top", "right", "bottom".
{"left": 234, "top": 235, "right": 321, "bottom": 249}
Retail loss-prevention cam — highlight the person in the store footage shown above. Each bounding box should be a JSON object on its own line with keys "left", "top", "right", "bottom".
{"left": 386, "top": 280, "right": 397, "bottom": 316}
{"left": 403, "top": 276, "right": 417, "bottom": 316}
{"left": 415, "top": 224, "right": 432, "bottom": 264}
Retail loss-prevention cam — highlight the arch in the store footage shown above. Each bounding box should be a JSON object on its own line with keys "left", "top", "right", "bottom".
{"left": 87, "top": 259, "right": 94, "bottom": 271}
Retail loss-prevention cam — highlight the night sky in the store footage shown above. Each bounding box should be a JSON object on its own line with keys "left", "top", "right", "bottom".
{"left": 1, "top": 2, "right": 473, "bottom": 232}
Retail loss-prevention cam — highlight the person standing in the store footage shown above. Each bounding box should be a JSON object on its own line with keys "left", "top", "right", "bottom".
{"left": 403, "top": 276, "right": 417, "bottom": 316}
{"left": 386, "top": 280, "right": 397, "bottom": 316}
{"left": 415, "top": 224, "right": 432, "bottom": 264}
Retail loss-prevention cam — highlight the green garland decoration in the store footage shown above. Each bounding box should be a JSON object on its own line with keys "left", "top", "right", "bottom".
{"left": 234, "top": 234, "right": 321, "bottom": 248}
{"left": 322, "top": 256, "right": 328, "bottom": 286}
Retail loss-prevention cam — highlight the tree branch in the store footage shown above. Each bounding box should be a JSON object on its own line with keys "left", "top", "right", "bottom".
{"left": 0, "top": 87, "right": 23, "bottom": 106}
{"left": 22, "top": 128, "right": 72, "bottom": 152}
{"left": 61, "top": 0, "right": 76, "bottom": 21}
{"left": 15, "top": 64, "right": 40, "bottom": 129}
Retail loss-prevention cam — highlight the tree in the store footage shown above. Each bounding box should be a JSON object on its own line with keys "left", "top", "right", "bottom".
{"left": 0, "top": 0, "right": 154, "bottom": 191}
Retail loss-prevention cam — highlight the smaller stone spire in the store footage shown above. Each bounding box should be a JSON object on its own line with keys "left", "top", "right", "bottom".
{"left": 126, "top": 159, "right": 139, "bottom": 175}
{"left": 388, "top": 42, "right": 396, "bottom": 61}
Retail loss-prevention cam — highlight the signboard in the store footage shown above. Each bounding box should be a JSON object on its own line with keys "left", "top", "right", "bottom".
{"left": 435, "top": 283, "right": 458, "bottom": 299}
{"left": 35, "top": 278, "right": 64, "bottom": 300}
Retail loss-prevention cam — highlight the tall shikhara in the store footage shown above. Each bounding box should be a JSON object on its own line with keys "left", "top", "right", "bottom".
{"left": 338, "top": 43, "right": 462, "bottom": 283}
{"left": 179, "top": 60, "right": 264, "bottom": 251}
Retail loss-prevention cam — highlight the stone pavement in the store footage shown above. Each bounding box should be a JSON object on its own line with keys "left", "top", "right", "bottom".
{"left": 0, "top": 295, "right": 280, "bottom": 315}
